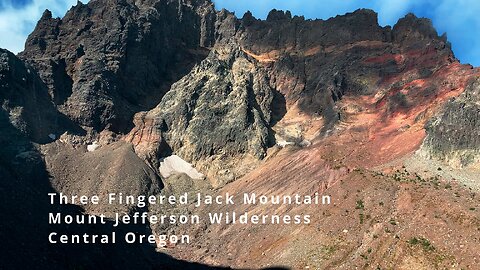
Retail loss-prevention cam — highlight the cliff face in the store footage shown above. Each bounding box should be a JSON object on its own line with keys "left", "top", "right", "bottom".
{"left": 5, "top": 0, "right": 479, "bottom": 202}
{"left": 236, "top": 10, "right": 457, "bottom": 119}
{"left": 126, "top": 8, "right": 479, "bottom": 184}
{"left": 14, "top": 0, "right": 479, "bottom": 185}
{"left": 0, "top": 49, "right": 60, "bottom": 143}
{"left": 127, "top": 46, "right": 276, "bottom": 186}
{"left": 2, "top": 0, "right": 480, "bottom": 268}
{"left": 19, "top": 0, "right": 216, "bottom": 133}
{"left": 421, "top": 78, "right": 480, "bottom": 167}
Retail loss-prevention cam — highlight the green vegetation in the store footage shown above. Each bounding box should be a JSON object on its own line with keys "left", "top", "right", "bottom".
{"left": 407, "top": 237, "right": 435, "bottom": 252}
{"left": 356, "top": 200, "right": 365, "bottom": 210}
{"left": 321, "top": 244, "right": 337, "bottom": 259}
{"left": 390, "top": 92, "right": 409, "bottom": 109}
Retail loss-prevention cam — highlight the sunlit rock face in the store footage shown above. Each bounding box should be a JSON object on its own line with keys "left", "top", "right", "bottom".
{"left": 421, "top": 78, "right": 480, "bottom": 167}
{"left": 17, "top": 0, "right": 480, "bottom": 187}
{"left": 128, "top": 46, "right": 275, "bottom": 186}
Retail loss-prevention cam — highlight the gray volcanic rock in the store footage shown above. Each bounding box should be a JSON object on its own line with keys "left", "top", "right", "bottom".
{"left": 421, "top": 78, "right": 480, "bottom": 167}
{"left": 0, "top": 64, "right": 51, "bottom": 221}
{"left": 20, "top": 0, "right": 216, "bottom": 133}
{"left": 0, "top": 49, "right": 80, "bottom": 269}
{"left": 235, "top": 10, "right": 455, "bottom": 129}
{"left": 128, "top": 46, "right": 275, "bottom": 186}
{"left": 14, "top": 1, "right": 471, "bottom": 185}
{"left": 0, "top": 46, "right": 222, "bottom": 270}
{"left": 392, "top": 13, "right": 448, "bottom": 46}
{"left": 2, "top": 1, "right": 480, "bottom": 268}
{"left": 17, "top": 1, "right": 463, "bottom": 186}
{"left": 128, "top": 9, "right": 466, "bottom": 185}
{"left": 240, "top": 9, "right": 387, "bottom": 51}
{"left": 0, "top": 49, "right": 60, "bottom": 143}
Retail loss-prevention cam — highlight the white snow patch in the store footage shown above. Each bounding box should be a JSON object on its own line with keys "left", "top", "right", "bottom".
{"left": 159, "top": 155, "right": 205, "bottom": 180}
{"left": 48, "top": 134, "right": 56, "bottom": 140}
{"left": 276, "top": 140, "right": 295, "bottom": 148}
{"left": 87, "top": 141, "right": 100, "bottom": 152}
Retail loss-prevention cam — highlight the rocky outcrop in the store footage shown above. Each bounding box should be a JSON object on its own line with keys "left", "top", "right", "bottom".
{"left": 236, "top": 10, "right": 455, "bottom": 125}
{"left": 19, "top": 0, "right": 216, "bottom": 133}
{"left": 392, "top": 13, "right": 448, "bottom": 47}
{"left": 421, "top": 77, "right": 480, "bottom": 167}
{"left": 0, "top": 49, "right": 60, "bottom": 143}
{"left": 0, "top": 49, "right": 232, "bottom": 270}
{"left": 127, "top": 9, "right": 468, "bottom": 184}
{"left": 128, "top": 46, "right": 275, "bottom": 186}
{"left": 13, "top": 0, "right": 476, "bottom": 181}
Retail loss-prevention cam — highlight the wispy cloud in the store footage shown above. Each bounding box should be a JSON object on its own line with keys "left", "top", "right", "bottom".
{"left": 0, "top": 0, "right": 78, "bottom": 54}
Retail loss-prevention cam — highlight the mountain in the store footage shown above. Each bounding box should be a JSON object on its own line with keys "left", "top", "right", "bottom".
{"left": 1, "top": 0, "right": 479, "bottom": 269}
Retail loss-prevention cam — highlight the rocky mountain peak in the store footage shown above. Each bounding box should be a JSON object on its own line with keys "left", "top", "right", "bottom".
{"left": 41, "top": 9, "right": 53, "bottom": 20}
{"left": 1, "top": 2, "right": 480, "bottom": 268}
{"left": 20, "top": 0, "right": 217, "bottom": 133}
{"left": 266, "top": 9, "right": 292, "bottom": 21}
{"left": 392, "top": 13, "right": 446, "bottom": 44}
{"left": 14, "top": 1, "right": 476, "bottom": 185}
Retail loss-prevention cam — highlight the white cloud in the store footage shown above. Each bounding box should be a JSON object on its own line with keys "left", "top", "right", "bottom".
{"left": 0, "top": 0, "right": 79, "bottom": 53}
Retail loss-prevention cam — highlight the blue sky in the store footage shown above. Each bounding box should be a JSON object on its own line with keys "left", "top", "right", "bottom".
{"left": 0, "top": 0, "right": 78, "bottom": 53}
{"left": 0, "top": 0, "right": 479, "bottom": 66}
